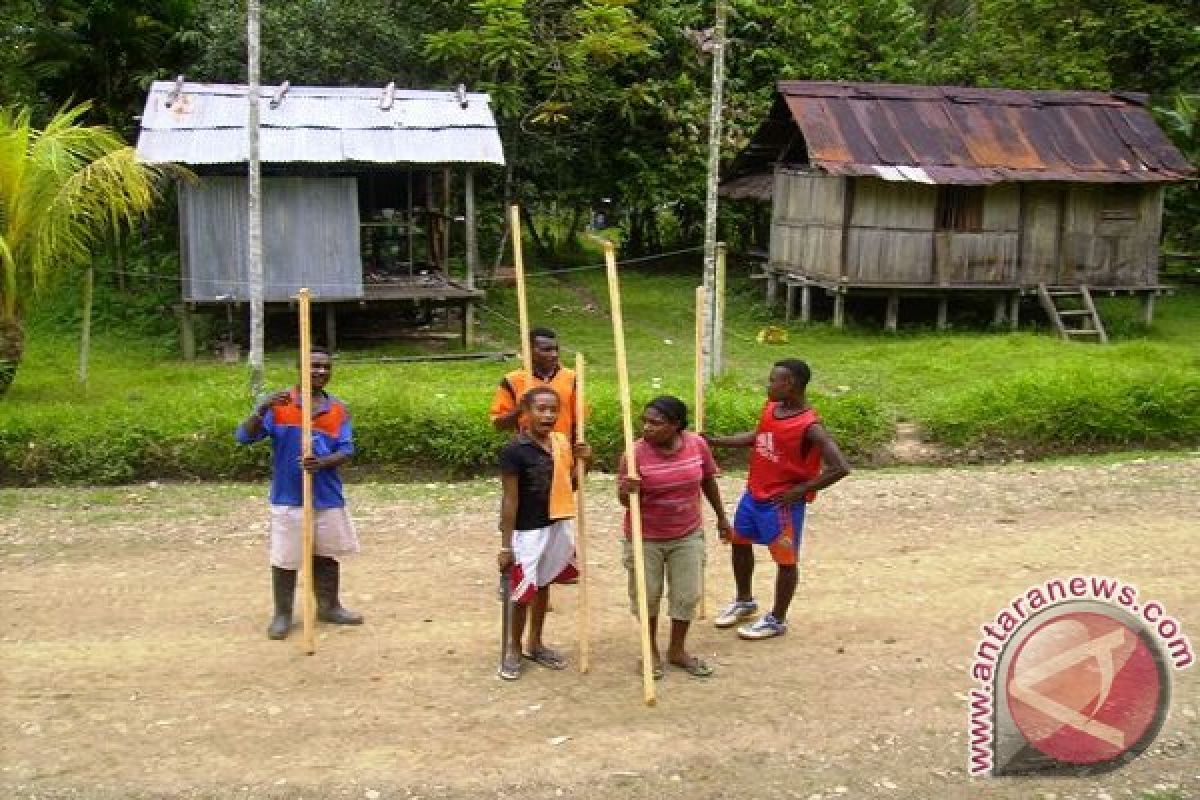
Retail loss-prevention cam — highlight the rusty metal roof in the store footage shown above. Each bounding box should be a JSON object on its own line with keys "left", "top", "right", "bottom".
{"left": 725, "top": 82, "right": 1194, "bottom": 193}
{"left": 136, "top": 81, "right": 505, "bottom": 166}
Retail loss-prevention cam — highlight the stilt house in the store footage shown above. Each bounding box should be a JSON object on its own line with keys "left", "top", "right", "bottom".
{"left": 136, "top": 80, "right": 505, "bottom": 354}
{"left": 723, "top": 82, "right": 1195, "bottom": 337}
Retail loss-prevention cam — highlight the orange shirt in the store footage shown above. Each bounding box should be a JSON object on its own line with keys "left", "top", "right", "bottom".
{"left": 489, "top": 367, "right": 578, "bottom": 437}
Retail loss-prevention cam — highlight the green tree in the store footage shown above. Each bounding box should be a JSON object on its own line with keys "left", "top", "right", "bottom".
{"left": 0, "top": 103, "right": 173, "bottom": 394}
{"left": 24, "top": 0, "right": 200, "bottom": 134}
{"left": 1155, "top": 93, "right": 1200, "bottom": 252}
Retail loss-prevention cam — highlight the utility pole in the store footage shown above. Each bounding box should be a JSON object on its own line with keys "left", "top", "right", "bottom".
{"left": 247, "top": 0, "right": 265, "bottom": 396}
{"left": 701, "top": 0, "right": 727, "bottom": 383}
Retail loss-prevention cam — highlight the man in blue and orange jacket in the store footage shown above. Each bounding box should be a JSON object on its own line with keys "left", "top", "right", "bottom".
{"left": 236, "top": 348, "right": 364, "bottom": 640}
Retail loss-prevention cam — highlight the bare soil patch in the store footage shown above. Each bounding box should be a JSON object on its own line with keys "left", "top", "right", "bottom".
{"left": 2, "top": 458, "right": 1198, "bottom": 799}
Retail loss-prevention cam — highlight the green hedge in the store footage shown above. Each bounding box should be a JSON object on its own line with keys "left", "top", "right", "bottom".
{"left": 0, "top": 387, "right": 890, "bottom": 486}
{"left": 921, "top": 366, "right": 1200, "bottom": 449}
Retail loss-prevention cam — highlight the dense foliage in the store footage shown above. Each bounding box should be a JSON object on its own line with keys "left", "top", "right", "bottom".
{"left": 3, "top": 0, "right": 1196, "bottom": 255}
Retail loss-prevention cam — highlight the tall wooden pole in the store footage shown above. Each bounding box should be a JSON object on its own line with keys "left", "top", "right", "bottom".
{"left": 78, "top": 262, "right": 94, "bottom": 387}
{"left": 246, "top": 0, "right": 265, "bottom": 396}
{"left": 694, "top": 285, "right": 707, "bottom": 620}
{"left": 510, "top": 204, "right": 532, "bottom": 372}
{"left": 603, "top": 241, "right": 657, "bottom": 707}
{"left": 713, "top": 242, "right": 727, "bottom": 377}
{"left": 701, "top": 0, "right": 727, "bottom": 384}
{"left": 298, "top": 289, "right": 317, "bottom": 655}
{"left": 574, "top": 352, "right": 591, "bottom": 673}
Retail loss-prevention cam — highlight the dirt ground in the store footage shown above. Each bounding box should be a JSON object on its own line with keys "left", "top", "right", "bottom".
{"left": 2, "top": 456, "right": 1198, "bottom": 800}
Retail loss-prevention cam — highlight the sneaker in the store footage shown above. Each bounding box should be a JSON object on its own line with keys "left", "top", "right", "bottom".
{"left": 738, "top": 613, "right": 787, "bottom": 640}
{"left": 714, "top": 599, "right": 759, "bottom": 628}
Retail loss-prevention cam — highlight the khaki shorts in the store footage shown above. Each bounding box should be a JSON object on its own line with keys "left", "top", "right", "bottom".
{"left": 622, "top": 529, "right": 705, "bottom": 621}
{"left": 268, "top": 505, "right": 360, "bottom": 569}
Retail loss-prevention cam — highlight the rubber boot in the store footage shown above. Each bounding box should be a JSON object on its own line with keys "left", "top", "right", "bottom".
{"left": 267, "top": 567, "right": 297, "bottom": 640}
{"left": 313, "top": 556, "right": 363, "bottom": 625}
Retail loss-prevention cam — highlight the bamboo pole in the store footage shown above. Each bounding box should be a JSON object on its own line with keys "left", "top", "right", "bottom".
{"left": 713, "top": 242, "right": 727, "bottom": 377}
{"left": 694, "top": 285, "right": 707, "bottom": 620}
{"left": 298, "top": 289, "right": 317, "bottom": 655}
{"left": 574, "top": 352, "right": 591, "bottom": 673}
{"left": 603, "top": 241, "right": 657, "bottom": 707}
{"left": 509, "top": 204, "right": 532, "bottom": 373}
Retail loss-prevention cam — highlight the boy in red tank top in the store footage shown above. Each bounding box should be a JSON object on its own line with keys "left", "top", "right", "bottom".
{"left": 705, "top": 359, "right": 850, "bottom": 640}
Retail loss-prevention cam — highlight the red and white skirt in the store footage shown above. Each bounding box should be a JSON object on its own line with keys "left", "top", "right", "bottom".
{"left": 509, "top": 519, "right": 578, "bottom": 605}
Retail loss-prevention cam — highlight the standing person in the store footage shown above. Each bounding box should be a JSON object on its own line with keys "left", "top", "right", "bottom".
{"left": 236, "top": 348, "right": 363, "bottom": 640}
{"left": 489, "top": 327, "right": 578, "bottom": 437}
{"left": 618, "top": 396, "right": 732, "bottom": 678}
{"left": 496, "top": 386, "right": 591, "bottom": 680}
{"left": 706, "top": 359, "right": 850, "bottom": 640}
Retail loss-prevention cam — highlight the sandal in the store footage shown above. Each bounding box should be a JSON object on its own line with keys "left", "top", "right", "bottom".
{"left": 524, "top": 646, "right": 567, "bottom": 670}
{"left": 670, "top": 656, "right": 714, "bottom": 678}
{"left": 498, "top": 652, "right": 522, "bottom": 681}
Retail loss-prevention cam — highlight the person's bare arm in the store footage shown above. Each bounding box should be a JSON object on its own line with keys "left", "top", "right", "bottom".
{"left": 703, "top": 431, "right": 756, "bottom": 448}
{"left": 770, "top": 424, "right": 851, "bottom": 506}
{"left": 239, "top": 389, "right": 291, "bottom": 438}
{"left": 700, "top": 474, "right": 734, "bottom": 541}
{"left": 497, "top": 472, "right": 519, "bottom": 571}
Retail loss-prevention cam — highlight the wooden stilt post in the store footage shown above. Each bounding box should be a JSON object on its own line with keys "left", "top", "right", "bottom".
{"left": 992, "top": 295, "right": 1006, "bottom": 328}
{"left": 510, "top": 204, "right": 532, "bottom": 372}
{"left": 937, "top": 295, "right": 949, "bottom": 331}
{"left": 1008, "top": 292, "right": 1021, "bottom": 331}
{"left": 694, "top": 286, "right": 707, "bottom": 621}
{"left": 604, "top": 241, "right": 657, "bottom": 707}
{"left": 324, "top": 304, "right": 337, "bottom": 351}
{"left": 800, "top": 283, "right": 811, "bottom": 324}
{"left": 885, "top": 293, "right": 899, "bottom": 333}
{"left": 833, "top": 291, "right": 846, "bottom": 329}
{"left": 575, "top": 352, "right": 591, "bottom": 673}
{"left": 297, "top": 289, "right": 317, "bottom": 656}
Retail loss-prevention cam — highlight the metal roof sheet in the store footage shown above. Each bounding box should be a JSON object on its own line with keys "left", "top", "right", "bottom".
{"left": 136, "top": 81, "right": 505, "bottom": 166}
{"left": 759, "top": 81, "right": 1194, "bottom": 184}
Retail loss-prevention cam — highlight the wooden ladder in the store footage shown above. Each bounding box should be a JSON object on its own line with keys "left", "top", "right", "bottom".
{"left": 1036, "top": 284, "right": 1108, "bottom": 344}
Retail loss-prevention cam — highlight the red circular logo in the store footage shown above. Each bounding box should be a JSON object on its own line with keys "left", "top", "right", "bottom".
{"left": 1005, "top": 611, "right": 1162, "bottom": 765}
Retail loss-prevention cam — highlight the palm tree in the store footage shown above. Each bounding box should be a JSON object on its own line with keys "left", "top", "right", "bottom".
{"left": 0, "top": 102, "right": 172, "bottom": 395}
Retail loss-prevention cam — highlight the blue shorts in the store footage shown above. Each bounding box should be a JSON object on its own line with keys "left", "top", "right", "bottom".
{"left": 731, "top": 492, "right": 805, "bottom": 566}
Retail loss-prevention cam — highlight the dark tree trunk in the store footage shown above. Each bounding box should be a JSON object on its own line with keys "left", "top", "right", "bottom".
{"left": 0, "top": 315, "right": 24, "bottom": 396}
{"left": 519, "top": 205, "right": 548, "bottom": 258}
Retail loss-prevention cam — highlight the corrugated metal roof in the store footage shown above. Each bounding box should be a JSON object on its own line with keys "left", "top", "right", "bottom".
{"left": 725, "top": 81, "right": 1194, "bottom": 192}
{"left": 136, "top": 81, "right": 505, "bottom": 166}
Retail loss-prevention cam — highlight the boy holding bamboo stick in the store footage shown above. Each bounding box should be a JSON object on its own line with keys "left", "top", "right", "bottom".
{"left": 236, "top": 348, "right": 363, "bottom": 640}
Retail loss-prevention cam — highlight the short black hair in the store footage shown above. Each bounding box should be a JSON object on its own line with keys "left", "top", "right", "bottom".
{"left": 646, "top": 395, "right": 688, "bottom": 430}
{"left": 520, "top": 385, "right": 560, "bottom": 408}
{"left": 774, "top": 359, "right": 811, "bottom": 388}
{"left": 529, "top": 327, "right": 557, "bottom": 343}
{"left": 298, "top": 347, "right": 332, "bottom": 365}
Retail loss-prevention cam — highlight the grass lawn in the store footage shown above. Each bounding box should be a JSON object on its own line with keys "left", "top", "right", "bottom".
{"left": 2, "top": 248, "right": 1198, "bottom": 484}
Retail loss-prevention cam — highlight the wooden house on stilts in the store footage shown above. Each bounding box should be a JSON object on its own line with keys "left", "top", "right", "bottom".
{"left": 136, "top": 80, "right": 505, "bottom": 356}
{"left": 723, "top": 82, "right": 1195, "bottom": 339}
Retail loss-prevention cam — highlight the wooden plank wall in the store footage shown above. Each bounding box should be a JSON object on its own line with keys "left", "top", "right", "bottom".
{"left": 848, "top": 179, "right": 936, "bottom": 282}
{"left": 1060, "top": 185, "right": 1161, "bottom": 285}
{"left": 769, "top": 170, "right": 844, "bottom": 280}
{"left": 769, "top": 174, "right": 1162, "bottom": 288}
{"left": 933, "top": 184, "right": 1020, "bottom": 284}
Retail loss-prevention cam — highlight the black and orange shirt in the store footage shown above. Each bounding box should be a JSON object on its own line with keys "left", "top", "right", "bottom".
{"left": 498, "top": 432, "right": 576, "bottom": 531}
{"left": 235, "top": 388, "right": 353, "bottom": 509}
{"left": 489, "top": 367, "right": 577, "bottom": 437}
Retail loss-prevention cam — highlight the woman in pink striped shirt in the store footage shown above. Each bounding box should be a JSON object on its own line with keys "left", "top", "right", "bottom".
{"left": 618, "top": 396, "right": 733, "bottom": 678}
